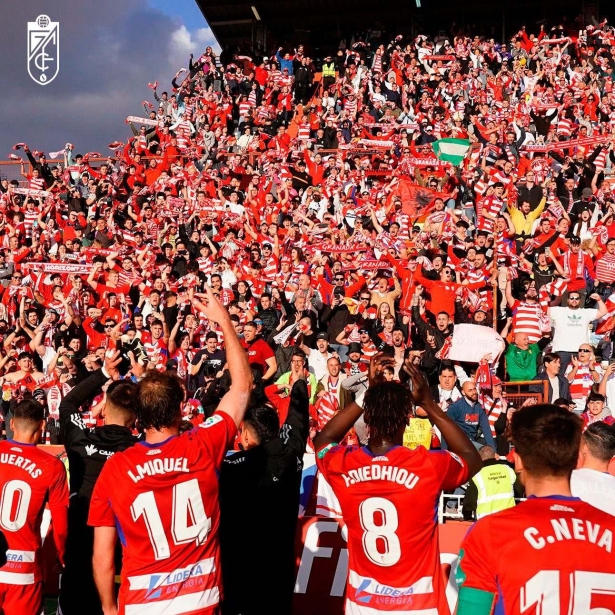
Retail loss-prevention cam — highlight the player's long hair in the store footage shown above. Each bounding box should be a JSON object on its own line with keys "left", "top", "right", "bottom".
{"left": 136, "top": 371, "right": 185, "bottom": 431}
{"left": 511, "top": 404, "right": 582, "bottom": 478}
{"left": 363, "top": 382, "right": 412, "bottom": 440}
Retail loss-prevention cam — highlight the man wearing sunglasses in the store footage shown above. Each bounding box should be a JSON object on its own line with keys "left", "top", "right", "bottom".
{"left": 549, "top": 291, "right": 608, "bottom": 375}
{"left": 565, "top": 345, "right": 603, "bottom": 414}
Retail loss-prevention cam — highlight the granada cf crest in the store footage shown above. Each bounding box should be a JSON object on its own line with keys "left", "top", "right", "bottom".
{"left": 27, "top": 15, "right": 59, "bottom": 86}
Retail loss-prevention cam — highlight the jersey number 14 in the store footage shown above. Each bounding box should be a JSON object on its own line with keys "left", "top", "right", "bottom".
{"left": 131, "top": 478, "right": 211, "bottom": 560}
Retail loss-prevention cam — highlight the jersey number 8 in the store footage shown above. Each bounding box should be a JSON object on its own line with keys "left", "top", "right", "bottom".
{"left": 359, "top": 497, "right": 401, "bottom": 567}
{"left": 131, "top": 478, "right": 211, "bottom": 560}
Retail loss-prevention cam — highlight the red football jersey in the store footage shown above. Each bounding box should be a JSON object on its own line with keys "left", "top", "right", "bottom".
{"left": 0, "top": 439, "right": 68, "bottom": 584}
{"left": 88, "top": 412, "right": 236, "bottom": 615}
{"left": 316, "top": 444, "right": 468, "bottom": 614}
{"left": 457, "top": 496, "right": 615, "bottom": 614}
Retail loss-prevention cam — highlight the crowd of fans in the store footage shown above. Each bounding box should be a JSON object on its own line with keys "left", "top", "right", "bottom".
{"left": 1, "top": 11, "right": 615, "bottom": 615}
{"left": 2, "top": 17, "right": 615, "bottom": 445}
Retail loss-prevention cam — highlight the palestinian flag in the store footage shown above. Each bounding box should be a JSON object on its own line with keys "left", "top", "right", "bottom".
{"left": 432, "top": 138, "right": 471, "bottom": 166}
{"left": 387, "top": 178, "right": 449, "bottom": 217}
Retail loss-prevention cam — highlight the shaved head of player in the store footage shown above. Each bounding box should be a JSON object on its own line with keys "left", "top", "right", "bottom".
{"left": 313, "top": 355, "right": 481, "bottom": 614}
{"left": 457, "top": 405, "right": 615, "bottom": 615}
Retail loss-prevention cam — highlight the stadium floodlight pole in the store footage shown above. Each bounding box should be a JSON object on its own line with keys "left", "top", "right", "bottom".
{"left": 251, "top": 5, "right": 261, "bottom": 21}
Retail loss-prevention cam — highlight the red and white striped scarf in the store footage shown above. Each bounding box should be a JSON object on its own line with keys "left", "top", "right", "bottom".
{"left": 563, "top": 250, "right": 585, "bottom": 281}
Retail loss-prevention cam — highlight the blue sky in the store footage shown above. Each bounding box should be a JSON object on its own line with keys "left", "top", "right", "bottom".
{"left": 148, "top": 0, "right": 212, "bottom": 35}
{"left": 0, "top": 0, "right": 219, "bottom": 162}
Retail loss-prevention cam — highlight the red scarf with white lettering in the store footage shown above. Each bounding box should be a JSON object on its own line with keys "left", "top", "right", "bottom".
{"left": 563, "top": 250, "right": 585, "bottom": 280}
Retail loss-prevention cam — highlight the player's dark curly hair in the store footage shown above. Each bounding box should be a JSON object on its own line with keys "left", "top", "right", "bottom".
{"left": 511, "top": 404, "right": 582, "bottom": 477}
{"left": 136, "top": 371, "right": 185, "bottom": 431}
{"left": 363, "top": 382, "right": 412, "bottom": 440}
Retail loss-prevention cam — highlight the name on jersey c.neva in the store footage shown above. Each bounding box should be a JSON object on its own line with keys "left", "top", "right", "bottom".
{"left": 342, "top": 465, "right": 419, "bottom": 489}
{"left": 1, "top": 453, "right": 42, "bottom": 479}
{"left": 128, "top": 457, "right": 189, "bottom": 483}
{"left": 524, "top": 517, "right": 613, "bottom": 553}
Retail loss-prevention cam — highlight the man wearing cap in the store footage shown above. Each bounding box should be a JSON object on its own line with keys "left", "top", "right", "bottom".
{"left": 300, "top": 332, "right": 334, "bottom": 382}
{"left": 569, "top": 187, "right": 598, "bottom": 223}
{"left": 344, "top": 342, "right": 367, "bottom": 376}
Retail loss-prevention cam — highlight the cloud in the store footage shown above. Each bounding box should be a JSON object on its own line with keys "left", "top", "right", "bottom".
{"left": 0, "top": 0, "right": 216, "bottom": 159}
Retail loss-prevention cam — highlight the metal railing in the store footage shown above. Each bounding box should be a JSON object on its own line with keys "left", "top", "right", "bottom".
{"left": 502, "top": 379, "right": 548, "bottom": 405}
{"left": 438, "top": 492, "right": 527, "bottom": 524}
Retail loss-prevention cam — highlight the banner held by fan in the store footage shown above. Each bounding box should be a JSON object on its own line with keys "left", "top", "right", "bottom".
{"left": 387, "top": 178, "right": 450, "bottom": 218}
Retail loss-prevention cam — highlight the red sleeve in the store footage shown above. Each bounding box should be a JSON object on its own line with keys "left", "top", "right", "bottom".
{"left": 87, "top": 460, "right": 116, "bottom": 527}
{"left": 457, "top": 520, "right": 498, "bottom": 596}
{"left": 429, "top": 449, "right": 469, "bottom": 491}
{"left": 194, "top": 411, "right": 237, "bottom": 470}
{"left": 415, "top": 266, "right": 434, "bottom": 288}
{"left": 13, "top": 247, "right": 31, "bottom": 265}
{"left": 346, "top": 275, "right": 367, "bottom": 297}
{"left": 315, "top": 442, "right": 345, "bottom": 480}
{"left": 48, "top": 458, "right": 69, "bottom": 565}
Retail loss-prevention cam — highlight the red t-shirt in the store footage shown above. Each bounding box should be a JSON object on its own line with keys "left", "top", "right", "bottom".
{"left": 242, "top": 338, "right": 274, "bottom": 375}
{"left": 457, "top": 496, "right": 615, "bottom": 614}
{"left": 316, "top": 444, "right": 468, "bottom": 614}
{"left": 88, "top": 412, "right": 237, "bottom": 615}
{"left": 0, "top": 440, "right": 69, "bottom": 583}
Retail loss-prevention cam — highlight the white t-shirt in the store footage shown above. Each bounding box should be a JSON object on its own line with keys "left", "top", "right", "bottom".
{"left": 549, "top": 307, "right": 598, "bottom": 352}
{"left": 308, "top": 350, "right": 333, "bottom": 382}
{"left": 571, "top": 468, "right": 615, "bottom": 516}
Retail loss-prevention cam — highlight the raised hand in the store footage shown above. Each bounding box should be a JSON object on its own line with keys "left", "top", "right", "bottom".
{"left": 192, "top": 285, "right": 230, "bottom": 325}
{"left": 103, "top": 349, "right": 123, "bottom": 381}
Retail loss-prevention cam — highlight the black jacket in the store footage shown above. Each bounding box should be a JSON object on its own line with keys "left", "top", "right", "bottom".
{"left": 59, "top": 369, "right": 139, "bottom": 500}
{"left": 220, "top": 380, "right": 310, "bottom": 615}
{"left": 530, "top": 370, "right": 570, "bottom": 403}
{"left": 412, "top": 304, "right": 453, "bottom": 374}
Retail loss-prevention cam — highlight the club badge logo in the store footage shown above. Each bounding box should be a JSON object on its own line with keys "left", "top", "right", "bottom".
{"left": 27, "top": 15, "right": 59, "bottom": 86}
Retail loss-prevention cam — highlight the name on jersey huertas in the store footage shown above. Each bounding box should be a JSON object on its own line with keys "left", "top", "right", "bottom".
{"left": 1, "top": 452, "right": 42, "bottom": 479}
{"left": 524, "top": 517, "right": 612, "bottom": 553}
{"left": 342, "top": 465, "right": 419, "bottom": 490}
{"left": 128, "top": 457, "right": 189, "bottom": 483}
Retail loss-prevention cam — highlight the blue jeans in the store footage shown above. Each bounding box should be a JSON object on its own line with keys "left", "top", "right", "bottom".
{"left": 330, "top": 343, "right": 348, "bottom": 362}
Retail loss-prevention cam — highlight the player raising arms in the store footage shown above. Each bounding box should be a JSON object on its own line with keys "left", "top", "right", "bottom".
{"left": 88, "top": 284, "right": 253, "bottom": 615}
{"left": 456, "top": 404, "right": 615, "bottom": 614}
{"left": 0, "top": 399, "right": 69, "bottom": 615}
{"left": 314, "top": 356, "right": 481, "bottom": 615}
